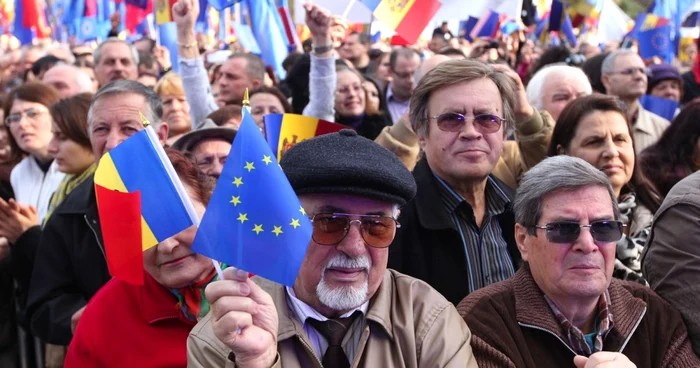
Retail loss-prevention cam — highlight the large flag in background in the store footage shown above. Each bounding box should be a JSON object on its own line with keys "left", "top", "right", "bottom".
{"left": 94, "top": 124, "right": 199, "bottom": 284}
{"left": 13, "top": 0, "right": 32, "bottom": 44}
{"left": 192, "top": 109, "right": 312, "bottom": 286}
{"left": 159, "top": 22, "right": 180, "bottom": 72}
{"left": 232, "top": 22, "right": 262, "bottom": 54}
{"left": 469, "top": 9, "right": 503, "bottom": 40}
{"left": 263, "top": 114, "right": 346, "bottom": 161}
{"left": 208, "top": 0, "right": 239, "bottom": 11}
{"left": 75, "top": 16, "right": 112, "bottom": 42}
{"left": 20, "top": 0, "right": 50, "bottom": 39}
{"left": 359, "top": 0, "right": 442, "bottom": 44}
{"left": 246, "top": 0, "right": 289, "bottom": 79}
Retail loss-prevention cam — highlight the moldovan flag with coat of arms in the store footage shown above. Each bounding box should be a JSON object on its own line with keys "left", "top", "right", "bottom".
{"left": 94, "top": 124, "right": 199, "bottom": 285}
{"left": 359, "top": 0, "right": 442, "bottom": 44}
{"left": 155, "top": 0, "right": 178, "bottom": 24}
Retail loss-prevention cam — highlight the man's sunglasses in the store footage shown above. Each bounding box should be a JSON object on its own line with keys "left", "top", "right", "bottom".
{"left": 532, "top": 220, "right": 625, "bottom": 244}
{"left": 429, "top": 112, "right": 506, "bottom": 134}
{"left": 310, "top": 213, "right": 400, "bottom": 248}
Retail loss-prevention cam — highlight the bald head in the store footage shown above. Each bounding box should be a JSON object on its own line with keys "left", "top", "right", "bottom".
{"left": 415, "top": 54, "right": 451, "bottom": 83}
{"left": 42, "top": 64, "right": 96, "bottom": 98}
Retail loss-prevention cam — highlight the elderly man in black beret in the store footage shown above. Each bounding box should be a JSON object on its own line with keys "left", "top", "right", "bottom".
{"left": 186, "top": 130, "right": 477, "bottom": 368}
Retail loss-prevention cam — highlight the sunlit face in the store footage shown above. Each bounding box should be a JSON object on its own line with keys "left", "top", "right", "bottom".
{"left": 94, "top": 42, "right": 138, "bottom": 87}
{"left": 339, "top": 34, "right": 368, "bottom": 63}
{"left": 419, "top": 78, "right": 505, "bottom": 186}
{"left": 602, "top": 53, "right": 647, "bottom": 100}
{"left": 89, "top": 93, "right": 148, "bottom": 161}
{"left": 217, "top": 58, "right": 258, "bottom": 105}
{"left": 650, "top": 79, "right": 681, "bottom": 102}
{"left": 250, "top": 92, "right": 285, "bottom": 129}
{"left": 542, "top": 76, "right": 590, "bottom": 121}
{"left": 362, "top": 81, "right": 380, "bottom": 112}
{"left": 334, "top": 70, "right": 365, "bottom": 117}
{"left": 559, "top": 110, "right": 634, "bottom": 196}
{"left": 143, "top": 194, "right": 214, "bottom": 288}
{"left": 7, "top": 100, "right": 54, "bottom": 160}
{"left": 47, "top": 125, "right": 95, "bottom": 175}
{"left": 161, "top": 95, "right": 192, "bottom": 136}
{"left": 516, "top": 186, "right": 616, "bottom": 306}
{"left": 294, "top": 194, "right": 393, "bottom": 317}
{"left": 191, "top": 138, "right": 231, "bottom": 179}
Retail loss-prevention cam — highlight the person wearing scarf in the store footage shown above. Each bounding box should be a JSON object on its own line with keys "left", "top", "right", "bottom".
{"left": 64, "top": 150, "right": 220, "bottom": 367}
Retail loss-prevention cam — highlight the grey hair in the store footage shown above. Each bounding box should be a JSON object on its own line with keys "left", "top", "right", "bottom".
{"left": 47, "top": 44, "right": 76, "bottom": 64}
{"left": 94, "top": 38, "right": 140, "bottom": 66}
{"left": 526, "top": 64, "right": 592, "bottom": 111}
{"left": 514, "top": 156, "right": 620, "bottom": 231}
{"left": 601, "top": 49, "right": 638, "bottom": 75}
{"left": 20, "top": 44, "right": 46, "bottom": 63}
{"left": 87, "top": 80, "right": 162, "bottom": 129}
{"left": 46, "top": 63, "right": 94, "bottom": 93}
{"left": 410, "top": 59, "right": 516, "bottom": 138}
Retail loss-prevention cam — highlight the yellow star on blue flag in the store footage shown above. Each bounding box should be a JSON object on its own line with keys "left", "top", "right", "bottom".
{"left": 192, "top": 108, "right": 312, "bottom": 286}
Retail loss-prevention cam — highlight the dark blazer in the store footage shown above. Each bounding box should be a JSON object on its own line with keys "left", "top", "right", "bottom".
{"left": 25, "top": 176, "right": 110, "bottom": 345}
{"left": 388, "top": 159, "right": 521, "bottom": 305}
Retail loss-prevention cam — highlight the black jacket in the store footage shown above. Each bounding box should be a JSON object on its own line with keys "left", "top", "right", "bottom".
{"left": 388, "top": 159, "right": 521, "bottom": 305}
{"left": 337, "top": 113, "right": 391, "bottom": 141}
{"left": 25, "top": 175, "right": 110, "bottom": 345}
{"left": 682, "top": 71, "right": 700, "bottom": 105}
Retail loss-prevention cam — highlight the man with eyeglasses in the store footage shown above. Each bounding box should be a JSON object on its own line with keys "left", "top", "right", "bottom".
{"left": 457, "top": 155, "right": 700, "bottom": 367}
{"left": 385, "top": 47, "right": 421, "bottom": 123}
{"left": 387, "top": 59, "right": 553, "bottom": 305}
{"left": 601, "top": 49, "right": 669, "bottom": 153}
{"left": 187, "top": 130, "right": 477, "bottom": 367}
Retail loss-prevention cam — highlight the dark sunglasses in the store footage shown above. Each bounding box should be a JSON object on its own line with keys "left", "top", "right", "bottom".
{"left": 310, "top": 213, "right": 400, "bottom": 248}
{"left": 532, "top": 220, "right": 625, "bottom": 244}
{"left": 429, "top": 112, "right": 506, "bottom": 134}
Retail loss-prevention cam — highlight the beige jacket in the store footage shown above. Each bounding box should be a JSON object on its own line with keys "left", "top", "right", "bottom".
{"left": 633, "top": 108, "right": 669, "bottom": 154}
{"left": 375, "top": 110, "right": 554, "bottom": 190}
{"left": 187, "top": 269, "right": 477, "bottom": 368}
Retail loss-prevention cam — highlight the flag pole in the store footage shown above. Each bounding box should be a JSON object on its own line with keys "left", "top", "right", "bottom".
{"left": 342, "top": 0, "right": 356, "bottom": 19}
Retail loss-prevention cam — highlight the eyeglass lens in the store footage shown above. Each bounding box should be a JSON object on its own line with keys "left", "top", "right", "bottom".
{"left": 312, "top": 213, "right": 397, "bottom": 248}
{"left": 545, "top": 220, "right": 623, "bottom": 244}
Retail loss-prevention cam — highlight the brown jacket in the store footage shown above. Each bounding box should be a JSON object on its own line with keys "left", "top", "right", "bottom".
{"left": 633, "top": 107, "right": 669, "bottom": 154}
{"left": 643, "top": 170, "right": 700, "bottom": 357}
{"left": 375, "top": 110, "right": 554, "bottom": 190}
{"left": 457, "top": 267, "right": 700, "bottom": 368}
{"left": 187, "top": 269, "right": 477, "bottom": 368}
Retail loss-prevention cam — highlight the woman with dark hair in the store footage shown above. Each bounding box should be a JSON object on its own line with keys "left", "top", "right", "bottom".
{"left": 640, "top": 101, "right": 700, "bottom": 198}
{"left": 249, "top": 86, "right": 292, "bottom": 130}
{"left": 366, "top": 51, "right": 391, "bottom": 84}
{"left": 1, "top": 82, "right": 64, "bottom": 224}
{"left": 65, "top": 149, "right": 221, "bottom": 367}
{"left": 362, "top": 75, "right": 387, "bottom": 116}
{"left": 581, "top": 53, "right": 609, "bottom": 94}
{"left": 548, "top": 94, "right": 662, "bottom": 284}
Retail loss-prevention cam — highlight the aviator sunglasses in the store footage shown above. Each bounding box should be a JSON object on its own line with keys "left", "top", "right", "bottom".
{"left": 532, "top": 220, "right": 625, "bottom": 244}
{"left": 429, "top": 112, "right": 506, "bottom": 134}
{"left": 310, "top": 213, "right": 400, "bottom": 248}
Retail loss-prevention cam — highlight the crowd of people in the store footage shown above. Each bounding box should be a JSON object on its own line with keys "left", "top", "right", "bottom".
{"left": 1, "top": 0, "right": 700, "bottom": 367}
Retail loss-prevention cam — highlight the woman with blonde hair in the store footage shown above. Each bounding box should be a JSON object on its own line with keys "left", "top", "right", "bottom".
{"left": 155, "top": 72, "right": 192, "bottom": 144}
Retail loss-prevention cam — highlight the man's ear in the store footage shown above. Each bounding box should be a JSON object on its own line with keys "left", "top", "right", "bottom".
{"left": 601, "top": 74, "right": 611, "bottom": 92}
{"left": 515, "top": 223, "right": 530, "bottom": 262}
{"left": 157, "top": 123, "right": 169, "bottom": 145}
{"left": 556, "top": 144, "right": 566, "bottom": 156}
{"left": 252, "top": 79, "right": 263, "bottom": 88}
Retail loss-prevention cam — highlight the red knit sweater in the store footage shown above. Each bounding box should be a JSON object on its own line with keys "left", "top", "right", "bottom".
{"left": 65, "top": 274, "right": 196, "bottom": 367}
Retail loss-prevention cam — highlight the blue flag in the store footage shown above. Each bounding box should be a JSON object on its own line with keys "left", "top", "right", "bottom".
{"left": 159, "top": 22, "right": 180, "bottom": 73}
{"left": 640, "top": 94, "right": 678, "bottom": 121}
{"left": 246, "top": 0, "right": 289, "bottom": 79}
{"left": 232, "top": 23, "right": 262, "bottom": 55}
{"left": 192, "top": 109, "right": 312, "bottom": 286}
{"left": 209, "top": 0, "right": 241, "bottom": 11}
{"left": 638, "top": 24, "right": 672, "bottom": 60}
{"left": 125, "top": 0, "right": 149, "bottom": 9}
{"left": 460, "top": 16, "right": 479, "bottom": 41}
{"left": 75, "top": 17, "right": 111, "bottom": 42}
{"left": 549, "top": 0, "right": 564, "bottom": 31}
{"left": 562, "top": 13, "right": 577, "bottom": 47}
{"left": 13, "top": 0, "right": 33, "bottom": 45}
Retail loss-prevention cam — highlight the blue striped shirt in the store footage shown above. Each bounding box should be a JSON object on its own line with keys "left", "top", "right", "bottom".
{"left": 433, "top": 173, "right": 515, "bottom": 293}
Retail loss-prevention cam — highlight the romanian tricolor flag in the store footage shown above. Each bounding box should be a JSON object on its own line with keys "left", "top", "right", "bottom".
{"left": 263, "top": 114, "right": 346, "bottom": 161}
{"left": 155, "top": 0, "right": 177, "bottom": 24}
{"left": 359, "top": 0, "right": 442, "bottom": 44}
{"left": 94, "top": 123, "right": 199, "bottom": 284}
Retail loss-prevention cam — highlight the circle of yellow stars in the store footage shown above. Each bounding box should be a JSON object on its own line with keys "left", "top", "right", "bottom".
{"left": 231, "top": 154, "right": 305, "bottom": 237}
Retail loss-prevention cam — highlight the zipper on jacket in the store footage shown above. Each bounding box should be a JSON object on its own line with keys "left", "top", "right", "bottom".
{"left": 618, "top": 307, "right": 646, "bottom": 353}
{"left": 84, "top": 214, "right": 107, "bottom": 261}
{"left": 296, "top": 334, "right": 323, "bottom": 367}
{"left": 518, "top": 322, "right": 578, "bottom": 356}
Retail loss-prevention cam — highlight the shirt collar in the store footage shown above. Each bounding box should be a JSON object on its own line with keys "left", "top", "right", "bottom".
{"left": 285, "top": 286, "right": 369, "bottom": 324}
{"left": 432, "top": 171, "right": 510, "bottom": 217}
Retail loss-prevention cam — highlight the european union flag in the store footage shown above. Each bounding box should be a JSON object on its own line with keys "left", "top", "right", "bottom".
{"left": 640, "top": 94, "right": 678, "bottom": 121}
{"left": 75, "top": 17, "right": 111, "bottom": 42}
{"left": 192, "top": 109, "right": 312, "bottom": 286}
{"left": 639, "top": 24, "right": 672, "bottom": 60}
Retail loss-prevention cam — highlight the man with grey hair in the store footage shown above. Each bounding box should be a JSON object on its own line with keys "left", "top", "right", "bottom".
{"left": 42, "top": 63, "right": 96, "bottom": 97}
{"left": 187, "top": 129, "right": 477, "bottom": 368}
{"left": 388, "top": 59, "right": 554, "bottom": 305}
{"left": 601, "top": 49, "right": 669, "bottom": 153}
{"left": 385, "top": 47, "right": 422, "bottom": 123}
{"left": 93, "top": 38, "right": 139, "bottom": 87}
{"left": 457, "top": 155, "right": 700, "bottom": 367}
{"left": 25, "top": 80, "right": 168, "bottom": 346}
{"left": 526, "top": 64, "right": 592, "bottom": 121}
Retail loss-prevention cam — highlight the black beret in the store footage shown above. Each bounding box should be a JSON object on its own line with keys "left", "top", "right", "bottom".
{"left": 280, "top": 129, "right": 417, "bottom": 205}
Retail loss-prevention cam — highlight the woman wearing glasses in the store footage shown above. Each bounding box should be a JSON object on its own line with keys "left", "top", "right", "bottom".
{"left": 1, "top": 82, "right": 64, "bottom": 226}
{"left": 548, "top": 94, "right": 662, "bottom": 284}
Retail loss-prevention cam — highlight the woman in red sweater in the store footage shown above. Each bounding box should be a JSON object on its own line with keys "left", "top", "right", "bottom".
{"left": 65, "top": 150, "right": 219, "bottom": 367}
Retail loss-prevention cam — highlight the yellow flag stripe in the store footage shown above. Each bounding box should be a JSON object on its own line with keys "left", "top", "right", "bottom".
{"left": 277, "top": 115, "right": 320, "bottom": 159}
{"left": 374, "top": 0, "right": 418, "bottom": 30}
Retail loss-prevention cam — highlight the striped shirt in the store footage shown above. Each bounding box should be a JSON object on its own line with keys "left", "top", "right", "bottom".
{"left": 433, "top": 173, "right": 516, "bottom": 294}
{"left": 285, "top": 287, "right": 369, "bottom": 364}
